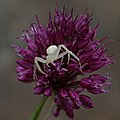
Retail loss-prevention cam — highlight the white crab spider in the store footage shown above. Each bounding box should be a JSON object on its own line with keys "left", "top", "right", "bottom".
{"left": 34, "top": 44, "right": 80, "bottom": 75}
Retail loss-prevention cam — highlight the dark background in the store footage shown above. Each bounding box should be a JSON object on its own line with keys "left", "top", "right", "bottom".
{"left": 0, "top": 0, "right": 119, "bottom": 120}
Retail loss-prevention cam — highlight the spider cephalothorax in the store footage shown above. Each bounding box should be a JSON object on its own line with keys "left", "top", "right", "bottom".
{"left": 34, "top": 44, "right": 80, "bottom": 74}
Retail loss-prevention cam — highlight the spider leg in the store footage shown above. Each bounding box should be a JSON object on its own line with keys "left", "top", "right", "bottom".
{"left": 58, "top": 44, "right": 80, "bottom": 63}
{"left": 34, "top": 57, "right": 46, "bottom": 74}
{"left": 46, "top": 63, "right": 50, "bottom": 67}
{"left": 67, "top": 53, "right": 70, "bottom": 64}
{"left": 58, "top": 51, "right": 68, "bottom": 62}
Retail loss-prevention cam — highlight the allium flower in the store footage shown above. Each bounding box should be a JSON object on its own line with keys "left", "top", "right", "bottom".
{"left": 12, "top": 6, "right": 112, "bottom": 119}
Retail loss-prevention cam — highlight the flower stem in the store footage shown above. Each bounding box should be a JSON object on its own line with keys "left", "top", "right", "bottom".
{"left": 44, "top": 96, "right": 54, "bottom": 120}
{"left": 31, "top": 96, "right": 48, "bottom": 120}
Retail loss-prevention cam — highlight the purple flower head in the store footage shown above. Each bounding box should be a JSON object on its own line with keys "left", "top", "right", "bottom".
{"left": 12, "top": 6, "right": 113, "bottom": 119}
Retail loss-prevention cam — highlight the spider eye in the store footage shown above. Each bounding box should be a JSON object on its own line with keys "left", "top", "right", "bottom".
{"left": 47, "top": 45, "right": 57, "bottom": 54}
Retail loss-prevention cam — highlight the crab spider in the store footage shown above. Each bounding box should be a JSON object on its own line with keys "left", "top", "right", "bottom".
{"left": 34, "top": 44, "right": 80, "bottom": 75}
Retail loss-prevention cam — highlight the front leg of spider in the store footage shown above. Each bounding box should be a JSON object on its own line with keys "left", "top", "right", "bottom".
{"left": 58, "top": 44, "right": 80, "bottom": 64}
{"left": 57, "top": 51, "right": 68, "bottom": 62}
{"left": 34, "top": 57, "right": 46, "bottom": 75}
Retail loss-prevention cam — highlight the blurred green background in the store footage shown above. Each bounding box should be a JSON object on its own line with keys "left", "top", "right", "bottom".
{"left": 0, "top": 0, "right": 119, "bottom": 120}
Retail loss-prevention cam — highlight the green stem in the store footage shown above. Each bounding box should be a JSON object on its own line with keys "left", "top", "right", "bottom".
{"left": 31, "top": 96, "right": 48, "bottom": 120}
{"left": 44, "top": 96, "right": 54, "bottom": 120}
